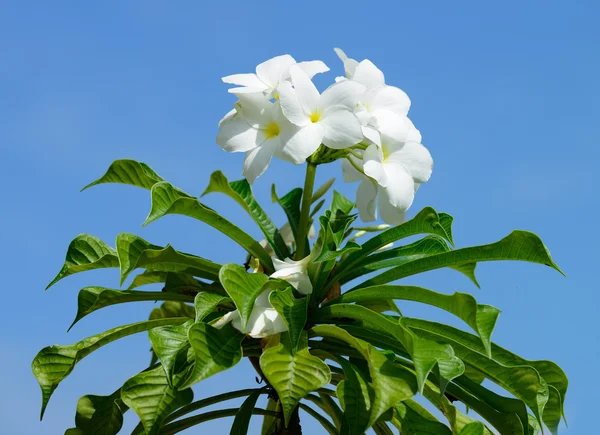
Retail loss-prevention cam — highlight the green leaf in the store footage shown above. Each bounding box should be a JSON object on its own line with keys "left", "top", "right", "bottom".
{"left": 219, "top": 263, "right": 269, "bottom": 329}
{"left": 393, "top": 400, "right": 452, "bottom": 435}
{"left": 121, "top": 365, "right": 193, "bottom": 435}
{"left": 128, "top": 271, "right": 168, "bottom": 289}
{"left": 70, "top": 287, "right": 194, "bottom": 329}
{"left": 47, "top": 234, "right": 119, "bottom": 289}
{"left": 314, "top": 212, "right": 360, "bottom": 263}
{"left": 329, "top": 285, "right": 500, "bottom": 357}
{"left": 72, "top": 389, "right": 128, "bottom": 435}
{"left": 312, "top": 177, "right": 336, "bottom": 204}
{"left": 271, "top": 185, "right": 306, "bottom": 251}
{"left": 338, "top": 236, "right": 451, "bottom": 284}
{"left": 311, "top": 325, "right": 418, "bottom": 427}
{"left": 299, "top": 403, "right": 338, "bottom": 435}
{"left": 181, "top": 322, "right": 244, "bottom": 389}
{"left": 144, "top": 181, "right": 274, "bottom": 273}
{"left": 438, "top": 213, "right": 455, "bottom": 246}
{"left": 202, "top": 171, "right": 290, "bottom": 259}
{"left": 150, "top": 301, "right": 195, "bottom": 320}
{"left": 160, "top": 408, "right": 279, "bottom": 435}
{"left": 404, "top": 318, "right": 556, "bottom": 427}
{"left": 330, "top": 190, "right": 354, "bottom": 216}
{"left": 230, "top": 390, "right": 263, "bottom": 435}
{"left": 149, "top": 320, "right": 194, "bottom": 387}
{"left": 116, "top": 233, "right": 221, "bottom": 285}
{"left": 262, "top": 397, "right": 280, "bottom": 435}
{"left": 332, "top": 207, "right": 454, "bottom": 284}
{"left": 82, "top": 159, "right": 170, "bottom": 191}
{"left": 268, "top": 287, "right": 307, "bottom": 354}
{"left": 32, "top": 317, "right": 187, "bottom": 418}
{"left": 459, "top": 422, "right": 486, "bottom": 435}
{"left": 335, "top": 357, "right": 374, "bottom": 434}
{"left": 259, "top": 332, "right": 331, "bottom": 426}
{"left": 354, "top": 230, "right": 563, "bottom": 290}
{"left": 194, "top": 292, "right": 232, "bottom": 323}
{"left": 310, "top": 198, "right": 326, "bottom": 218}
{"left": 315, "top": 304, "right": 457, "bottom": 394}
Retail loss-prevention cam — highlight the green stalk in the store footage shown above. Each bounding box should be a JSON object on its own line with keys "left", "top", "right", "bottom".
{"left": 296, "top": 162, "right": 317, "bottom": 259}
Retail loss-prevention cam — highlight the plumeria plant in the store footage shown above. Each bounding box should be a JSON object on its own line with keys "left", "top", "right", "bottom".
{"left": 34, "top": 49, "right": 568, "bottom": 435}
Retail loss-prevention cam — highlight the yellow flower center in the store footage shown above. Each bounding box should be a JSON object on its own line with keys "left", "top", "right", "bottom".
{"left": 272, "top": 91, "right": 280, "bottom": 101}
{"left": 264, "top": 121, "right": 281, "bottom": 139}
{"left": 382, "top": 144, "right": 391, "bottom": 161}
{"left": 310, "top": 112, "right": 321, "bottom": 123}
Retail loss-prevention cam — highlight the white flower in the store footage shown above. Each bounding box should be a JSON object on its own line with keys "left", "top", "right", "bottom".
{"left": 213, "top": 289, "right": 287, "bottom": 338}
{"left": 278, "top": 65, "right": 366, "bottom": 155}
{"left": 259, "top": 222, "right": 317, "bottom": 255}
{"left": 270, "top": 255, "right": 313, "bottom": 295}
{"left": 342, "top": 121, "right": 432, "bottom": 225}
{"left": 222, "top": 54, "right": 329, "bottom": 99}
{"left": 216, "top": 93, "right": 306, "bottom": 183}
{"left": 334, "top": 48, "right": 385, "bottom": 90}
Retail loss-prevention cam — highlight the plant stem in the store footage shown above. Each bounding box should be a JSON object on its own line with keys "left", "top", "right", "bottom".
{"left": 296, "top": 162, "right": 317, "bottom": 259}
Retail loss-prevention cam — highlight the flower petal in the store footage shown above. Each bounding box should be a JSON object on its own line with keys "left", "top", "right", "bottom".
{"left": 356, "top": 179, "right": 378, "bottom": 222}
{"left": 381, "top": 165, "right": 415, "bottom": 211}
{"left": 216, "top": 112, "right": 260, "bottom": 153}
{"left": 342, "top": 157, "right": 366, "bottom": 183}
{"left": 235, "top": 93, "right": 275, "bottom": 127}
{"left": 289, "top": 64, "right": 320, "bottom": 114}
{"left": 334, "top": 47, "right": 359, "bottom": 78}
{"left": 353, "top": 59, "right": 385, "bottom": 89}
{"left": 222, "top": 73, "right": 267, "bottom": 90}
{"left": 378, "top": 187, "right": 408, "bottom": 225}
{"left": 295, "top": 60, "right": 330, "bottom": 79}
{"left": 278, "top": 123, "right": 324, "bottom": 164}
{"left": 362, "top": 125, "right": 381, "bottom": 146}
{"left": 278, "top": 82, "right": 309, "bottom": 127}
{"left": 320, "top": 80, "right": 366, "bottom": 110}
{"left": 213, "top": 310, "right": 240, "bottom": 329}
{"left": 376, "top": 111, "right": 412, "bottom": 145}
{"left": 256, "top": 54, "right": 296, "bottom": 87}
{"left": 406, "top": 117, "right": 422, "bottom": 143}
{"left": 321, "top": 107, "right": 363, "bottom": 149}
{"left": 243, "top": 139, "right": 279, "bottom": 183}
{"left": 367, "top": 85, "right": 411, "bottom": 116}
{"left": 363, "top": 144, "right": 388, "bottom": 187}
{"left": 385, "top": 141, "right": 433, "bottom": 184}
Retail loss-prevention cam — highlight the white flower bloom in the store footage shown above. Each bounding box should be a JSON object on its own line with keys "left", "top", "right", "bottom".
{"left": 342, "top": 121, "right": 432, "bottom": 225}
{"left": 334, "top": 48, "right": 384, "bottom": 90}
{"left": 270, "top": 255, "right": 313, "bottom": 295}
{"left": 278, "top": 65, "right": 365, "bottom": 154}
{"left": 222, "top": 54, "right": 329, "bottom": 99}
{"left": 213, "top": 289, "right": 287, "bottom": 338}
{"left": 259, "top": 222, "right": 316, "bottom": 254}
{"left": 216, "top": 93, "right": 310, "bottom": 183}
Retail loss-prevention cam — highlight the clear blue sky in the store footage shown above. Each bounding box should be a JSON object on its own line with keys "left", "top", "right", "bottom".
{"left": 1, "top": 1, "right": 598, "bottom": 433}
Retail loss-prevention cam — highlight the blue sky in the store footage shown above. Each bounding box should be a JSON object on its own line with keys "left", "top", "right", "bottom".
{"left": 1, "top": 1, "right": 598, "bottom": 433}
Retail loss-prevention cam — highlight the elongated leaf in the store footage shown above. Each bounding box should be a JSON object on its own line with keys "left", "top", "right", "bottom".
{"left": 339, "top": 236, "right": 451, "bottom": 284}
{"left": 271, "top": 185, "right": 306, "bottom": 250}
{"left": 128, "top": 271, "right": 168, "bottom": 289}
{"left": 312, "top": 178, "right": 336, "bottom": 204}
{"left": 438, "top": 213, "right": 455, "bottom": 246}
{"left": 299, "top": 403, "right": 338, "bottom": 435}
{"left": 116, "top": 233, "right": 221, "bottom": 285}
{"left": 47, "top": 234, "right": 119, "bottom": 289}
{"left": 144, "top": 181, "right": 273, "bottom": 272}
{"left": 230, "top": 390, "right": 263, "bottom": 435}
{"left": 403, "top": 318, "right": 554, "bottom": 427}
{"left": 260, "top": 332, "right": 331, "bottom": 426}
{"left": 121, "top": 365, "right": 193, "bottom": 435}
{"left": 354, "top": 230, "right": 563, "bottom": 290}
{"left": 262, "top": 397, "right": 280, "bottom": 435}
{"left": 181, "top": 322, "right": 244, "bottom": 389}
{"left": 82, "top": 159, "right": 169, "bottom": 191}
{"left": 335, "top": 357, "right": 374, "bottom": 434}
{"left": 331, "top": 190, "right": 355, "bottom": 216}
{"left": 311, "top": 325, "right": 418, "bottom": 427}
{"left": 160, "top": 408, "right": 279, "bottom": 435}
{"left": 71, "top": 287, "right": 194, "bottom": 329}
{"left": 330, "top": 285, "right": 500, "bottom": 357}
{"left": 149, "top": 320, "right": 194, "bottom": 386}
{"left": 314, "top": 212, "right": 360, "bottom": 263}
{"left": 316, "top": 304, "right": 457, "bottom": 394}
{"left": 32, "top": 318, "right": 187, "bottom": 418}
{"left": 305, "top": 393, "right": 344, "bottom": 429}
{"left": 150, "top": 301, "right": 195, "bottom": 320}
{"left": 219, "top": 264, "right": 269, "bottom": 329}
{"left": 332, "top": 207, "right": 454, "bottom": 283}
{"left": 393, "top": 400, "right": 452, "bottom": 435}
{"left": 72, "top": 389, "right": 128, "bottom": 435}
{"left": 269, "top": 287, "right": 307, "bottom": 354}
{"left": 194, "top": 292, "right": 231, "bottom": 323}
{"left": 459, "top": 422, "right": 486, "bottom": 435}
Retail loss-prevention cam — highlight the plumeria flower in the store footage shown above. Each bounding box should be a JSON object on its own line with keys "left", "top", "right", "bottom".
{"left": 334, "top": 48, "right": 385, "bottom": 90}
{"left": 278, "top": 65, "right": 366, "bottom": 156}
{"left": 222, "top": 54, "right": 329, "bottom": 100}
{"left": 259, "top": 222, "right": 316, "bottom": 255}
{"left": 270, "top": 255, "right": 313, "bottom": 295}
{"left": 213, "top": 289, "right": 287, "bottom": 338}
{"left": 217, "top": 93, "right": 309, "bottom": 183}
{"left": 342, "top": 121, "right": 432, "bottom": 224}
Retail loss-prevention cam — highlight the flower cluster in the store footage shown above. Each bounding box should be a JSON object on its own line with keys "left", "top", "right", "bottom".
{"left": 217, "top": 49, "right": 433, "bottom": 225}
